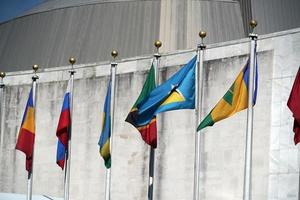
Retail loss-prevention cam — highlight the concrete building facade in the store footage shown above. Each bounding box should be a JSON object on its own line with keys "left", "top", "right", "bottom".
{"left": 1, "top": 0, "right": 300, "bottom": 72}
{"left": 1, "top": 0, "right": 300, "bottom": 200}
{"left": 0, "top": 28, "right": 300, "bottom": 200}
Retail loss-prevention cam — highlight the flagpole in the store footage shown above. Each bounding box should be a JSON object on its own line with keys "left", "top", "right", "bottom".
{"left": 147, "top": 40, "right": 162, "bottom": 200}
{"left": 298, "top": 167, "right": 300, "bottom": 200}
{"left": 64, "top": 57, "right": 76, "bottom": 200}
{"left": 194, "top": 31, "right": 206, "bottom": 200}
{"left": 28, "top": 64, "right": 39, "bottom": 200}
{"left": 104, "top": 50, "right": 118, "bottom": 200}
{"left": 0, "top": 72, "right": 6, "bottom": 150}
{"left": 243, "top": 20, "right": 258, "bottom": 200}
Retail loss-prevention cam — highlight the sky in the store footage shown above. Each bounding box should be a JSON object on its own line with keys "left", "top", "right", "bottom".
{"left": 0, "top": 0, "right": 45, "bottom": 23}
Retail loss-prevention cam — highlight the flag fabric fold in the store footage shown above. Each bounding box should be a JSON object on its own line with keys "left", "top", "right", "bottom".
{"left": 125, "top": 63, "right": 157, "bottom": 148}
{"left": 287, "top": 67, "right": 300, "bottom": 145}
{"left": 98, "top": 80, "right": 112, "bottom": 168}
{"left": 197, "top": 57, "right": 258, "bottom": 131}
{"left": 134, "top": 55, "right": 197, "bottom": 128}
{"left": 16, "top": 89, "right": 35, "bottom": 172}
{"left": 56, "top": 79, "right": 71, "bottom": 170}
{"left": 138, "top": 56, "right": 197, "bottom": 116}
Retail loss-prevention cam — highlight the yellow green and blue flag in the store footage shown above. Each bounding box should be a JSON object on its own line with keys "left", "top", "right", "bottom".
{"left": 197, "top": 57, "right": 258, "bottom": 131}
{"left": 98, "top": 80, "right": 111, "bottom": 168}
{"left": 136, "top": 55, "right": 197, "bottom": 124}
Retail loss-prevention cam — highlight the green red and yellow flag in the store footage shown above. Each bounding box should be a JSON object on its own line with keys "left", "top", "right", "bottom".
{"left": 125, "top": 64, "right": 157, "bottom": 148}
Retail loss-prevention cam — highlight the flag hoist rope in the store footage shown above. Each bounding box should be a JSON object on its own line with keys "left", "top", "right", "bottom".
{"left": 243, "top": 20, "right": 258, "bottom": 200}
{"left": 194, "top": 31, "right": 206, "bottom": 200}
{"left": 28, "top": 64, "right": 39, "bottom": 200}
{"left": 148, "top": 40, "right": 162, "bottom": 200}
{"left": 64, "top": 57, "right": 76, "bottom": 200}
{"left": 105, "top": 50, "right": 118, "bottom": 200}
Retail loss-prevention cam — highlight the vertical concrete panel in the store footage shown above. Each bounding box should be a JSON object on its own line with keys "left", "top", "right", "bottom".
{"left": 252, "top": 0, "right": 300, "bottom": 35}
{"left": 184, "top": 1, "right": 245, "bottom": 49}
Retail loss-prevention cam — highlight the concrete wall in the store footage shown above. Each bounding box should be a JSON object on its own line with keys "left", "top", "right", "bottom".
{"left": 0, "top": 0, "right": 244, "bottom": 72}
{"left": 252, "top": 0, "right": 300, "bottom": 36}
{"left": 0, "top": 28, "right": 300, "bottom": 200}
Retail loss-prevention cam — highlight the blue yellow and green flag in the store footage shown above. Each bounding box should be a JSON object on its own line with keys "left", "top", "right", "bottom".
{"left": 135, "top": 55, "right": 197, "bottom": 124}
{"left": 197, "top": 58, "right": 258, "bottom": 131}
{"left": 98, "top": 80, "right": 111, "bottom": 168}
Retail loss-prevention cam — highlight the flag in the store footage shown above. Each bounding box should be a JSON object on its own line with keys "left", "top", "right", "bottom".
{"left": 135, "top": 55, "right": 197, "bottom": 127}
{"left": 98, "top": 81, "right": 112, "bottom": 168}
{"left": 16, "top": 88, "right": 35, "bottom": 172}
{"left": 287, "top": 67, "right": 300, "bottom": 145}
{"left": 197, "top": 57, "right": 258, "bottom": 131}
{"left": 125, "top": 63, "right": 157, "bottom": 148}
{"left": 56, "top": 79, "right": 71, "bottom": 169}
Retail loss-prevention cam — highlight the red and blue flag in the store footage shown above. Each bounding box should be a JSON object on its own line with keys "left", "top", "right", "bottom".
{"left": 56, "top": 79, "right": 71, "bottom": 169}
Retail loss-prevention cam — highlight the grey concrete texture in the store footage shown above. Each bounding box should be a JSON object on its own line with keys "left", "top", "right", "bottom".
{"left": 0, "top": 0, "right": 245, "bottom": 72}
{"left": 0, "top": 28, "right": 300, "bottom": 200}
{"left": 252, "top": 0, "right": 300, "bottom": 35}
{"left": 2, "top": 0, "right": 300, "bottom": 72}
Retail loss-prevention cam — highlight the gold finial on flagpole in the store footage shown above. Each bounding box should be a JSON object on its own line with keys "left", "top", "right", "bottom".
{"left": 0, "top": 71, "right": 5, "bottom": 88}
{"left": 154, "top": 40, "right": 162, "bottom": 59}
{"left": 69, "top": 57, "right": 76, "bottom": 73}
{"left": 0, "top": 72, "right": 5, "bottom": 79}
{"left": 250, "top": 20, "right": 257, "bottom": 29}
{"left": 69, "top": 57, "right": 76, "bottom": 65}
{"left": 154, "top": 40, "right": 162, "bottom": 51}
{"left": 32, "top": 64, "right": 39, "bottom": 80}
{"left": 32, "top": 64, "right": 39, "bottom": 72}
{"left": 249, "top": 19, "right": 258, "bottom": 38}
{"left": 111, "top": 50, "right": 118, "bottom": 59}
{"left": 198, "top": 31, "right": 207, "bottom": 49}
{"left": 199, "top": 31, "right": 207, "bottom": 39}
{"left": 111, "top": 50, "right": 118, "bottom": 68}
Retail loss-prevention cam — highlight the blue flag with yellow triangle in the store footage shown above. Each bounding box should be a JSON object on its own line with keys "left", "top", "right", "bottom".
{"left": 136, "top": 55, "right": 197, "bottom": 125}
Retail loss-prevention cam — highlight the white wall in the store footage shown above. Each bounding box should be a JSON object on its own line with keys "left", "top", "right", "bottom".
{"left": 0, "top": 28, "right": 299, "bottom": 200}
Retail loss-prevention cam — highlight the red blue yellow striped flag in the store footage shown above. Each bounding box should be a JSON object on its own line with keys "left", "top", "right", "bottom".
{"left": 15, "top": 89, "right": 35, "bottom": 172}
